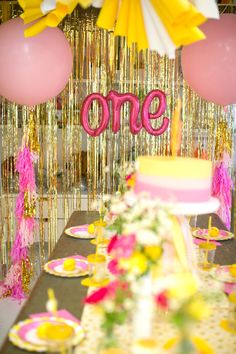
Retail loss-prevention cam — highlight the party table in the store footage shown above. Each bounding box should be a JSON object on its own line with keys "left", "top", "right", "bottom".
{"left": 1, "top": 211, "right": 236, "bottom": 354}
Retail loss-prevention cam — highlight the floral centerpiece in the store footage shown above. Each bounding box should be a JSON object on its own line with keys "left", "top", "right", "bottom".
{"left": 106, "top": 191, "right": 189, "bottom": 280}
{"left": 84, "top": 280, "right": 132, "bottom": 352}
{"left": 86, "top": 177, "right": 212, "bottom": 354}
{"left": 104, "top": 190, "right": 196, "bottom": 342}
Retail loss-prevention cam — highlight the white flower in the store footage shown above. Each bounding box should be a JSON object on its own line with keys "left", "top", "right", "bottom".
{"left": 123, "top": 222, "right": 142, "bottom": 235}
{"left": 136, "top": 229, "right": 160, "bottom": 246}
{"left": 103, "top": 299, "right": 115, "bottom": 312}
{"left": 123, "top": 299, "right": 134, "bottom": 311}
{"left": 110, "top": 201, "right": 127, "bottom": 215}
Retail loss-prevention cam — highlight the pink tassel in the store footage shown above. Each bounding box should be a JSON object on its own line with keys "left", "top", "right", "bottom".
{"left": 20, "top": 218, "right": 36, "bottom": 247}
{"left": 16, "top": 147, "right": 36, "bottom": 192}
{"left": 15, "top": 192, "right": 24, "bottom": 221}
{"left": 1, "top": 144, "right": 37, "bottom": 300}
{"left": 212, "top": 160, "right": 232, "bottom": 230}
{"left": 0, "top": 262, "right": 26, "bottom": 300}
{"left": 11, "top": 231, "right": 28, "bottom": 263}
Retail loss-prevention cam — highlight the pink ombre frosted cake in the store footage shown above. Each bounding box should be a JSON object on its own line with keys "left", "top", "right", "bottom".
{"left": 135, "top": 156, "right": 212, "bottom": 204}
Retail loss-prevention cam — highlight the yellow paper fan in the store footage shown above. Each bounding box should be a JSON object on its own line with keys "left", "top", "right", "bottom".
{"left": 18, "top": 1, "right": 93, "bottom": 37}
{"left": 96, "top": 0, "right": 219, "bottom": 57}
{"left": 18, "top": 0, "right": 219, "bottom": 58}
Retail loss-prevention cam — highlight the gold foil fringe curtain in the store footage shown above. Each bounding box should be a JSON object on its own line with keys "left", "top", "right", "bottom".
{"left": 0, "top": 3, "right": 235, "bottom": 274}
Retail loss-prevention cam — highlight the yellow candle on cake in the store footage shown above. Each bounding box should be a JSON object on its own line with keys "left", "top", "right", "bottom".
{"left": 37, "top": 322, "right": 74, "bottom": 341}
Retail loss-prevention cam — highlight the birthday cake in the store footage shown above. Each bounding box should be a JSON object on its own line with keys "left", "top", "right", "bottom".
{"left": 135, "top": 156, "right": 212, "bottom": 204}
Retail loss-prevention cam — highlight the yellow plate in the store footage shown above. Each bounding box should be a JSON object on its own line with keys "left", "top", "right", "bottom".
{"left": 81, "top": 276, "right": 110, "bottom": 287}
{"left": 90, "top": 238, "right": 109, "bottom": 247}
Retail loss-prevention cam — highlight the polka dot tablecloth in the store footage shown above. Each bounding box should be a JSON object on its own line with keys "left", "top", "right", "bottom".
{"left": 75, "top": 305, "right": 236, "bottom": 353}
{"left": 75, "top": 269, "right": 236, "bottom": 354}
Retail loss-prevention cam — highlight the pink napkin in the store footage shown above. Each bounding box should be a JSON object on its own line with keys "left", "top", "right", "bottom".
{"left": 193, "top": 238, "right": 222, "bottom": 246}
{"left": 224, "top": 283, "right": 236, "bottom": 295}
{"left": 30, "top": 310, "right": 80, "bottom": 324}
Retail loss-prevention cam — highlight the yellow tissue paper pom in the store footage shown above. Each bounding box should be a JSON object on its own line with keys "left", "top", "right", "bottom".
{"left": 209, "top": 227, "right": 219, "bottom": 237}
{"left": 63, "top": 258, "right": 76, "bottom": 271}
{"left": 37, "top": 322, "right": 74, "bottom": 340}
{"left": 88, "top": 223, "right": 95, "bottom": 234}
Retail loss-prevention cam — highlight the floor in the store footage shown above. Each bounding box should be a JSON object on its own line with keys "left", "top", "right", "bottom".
{"left": 0, "top": 243, "right": 49, "bottom": 348}
{"left": 0, "top": 297, "right": 25, "bottom": 347}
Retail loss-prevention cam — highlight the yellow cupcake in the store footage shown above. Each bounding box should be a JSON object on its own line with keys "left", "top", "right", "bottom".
{"left": 209, "top": 227, "right": 219, "bottom": 237}
{"left": 37, "top": 322, "right": 74, "bottom": 341}
{"left": 88, "top": 223, "right": 95, "bottom": 234}
{"left": 63, "top": 258, "right": 76, "bottom": 271}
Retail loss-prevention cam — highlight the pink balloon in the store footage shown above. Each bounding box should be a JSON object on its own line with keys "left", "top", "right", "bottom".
{"left": 107, "top": 90, "right": 142, "bottom": 135}
{"left": 181, "top": 14, "right": 236, "bottom": 106}
{"left": 81, "top": 93, "right": 110, "bottom": 137}
{"left": 0, "top": 17, "right": 72, "bottom": 106}
{"left": 142, "top": 90, "right": 169, "bottom": 136}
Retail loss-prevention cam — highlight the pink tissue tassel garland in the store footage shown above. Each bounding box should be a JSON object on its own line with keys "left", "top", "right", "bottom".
{"left": 0, "top": 144, "right": 37, "bottom": 300}
{"left": 212, "top": 153, "right": 233, "bottom": 230}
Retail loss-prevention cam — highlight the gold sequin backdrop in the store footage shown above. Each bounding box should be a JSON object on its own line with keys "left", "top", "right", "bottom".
{"left": 0, "top": 2, "right": 235, "bottom": 273}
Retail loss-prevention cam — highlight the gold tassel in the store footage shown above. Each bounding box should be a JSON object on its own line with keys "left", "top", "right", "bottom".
{"left": 215, "top": 121, "right": 232, "bottom": 160}
{"left": 27, "top": 110, "right": 40, "bottom": 153}
{"left": 23, "top": 191, "right": 36, "bottom": 218}
{"left": 22, "top": 257, "right": 32, "bottom": 295}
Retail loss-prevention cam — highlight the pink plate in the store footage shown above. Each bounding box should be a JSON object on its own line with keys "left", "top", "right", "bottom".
{"left": 192, "top": 228, "right": 234, "bottom": 241}
{"left": 65, "top": 225, "right": 95, "bottom": 239}
{"left": 9, "top": 316, "right": 84, "bottom": 352}
{"left": 44, "top": 255, "right": 88, "bottom": 277}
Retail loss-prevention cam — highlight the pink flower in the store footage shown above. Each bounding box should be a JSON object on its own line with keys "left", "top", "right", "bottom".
{"left": 84, "top": 281, "right": 120, "bottom": 304}
{"left": 125, "top": 174, "right": 136, "bottom": 188}
{"left": 107, "top": 235, "right": 118, "bottom": 254}
{"left": 108, "top": 259, "right": 124, "bottom": 276}
{"left": 154, "top": 291, "right": 169, "bottom": 311}
{"left": 108, "top": 234, "right": 136, "bottom": 258}
{"left": 84, "top": 287, "right": 109, "bottom": 304}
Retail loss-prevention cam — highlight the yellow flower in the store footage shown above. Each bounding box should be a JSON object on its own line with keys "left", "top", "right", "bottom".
{"left": 120, "top": 252, "right": 148, "bottom": 275}
{"left": 187, "top": 297, "right": 211, "bottom": 320}
{"left": 144, "top": 246, "right": 162, "bottom": 261}
{"left": 168, "top": 273, "right": 198, "bottom": 301}
{"left": 126, "top": 174, "right": 136, "bottom": 188}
